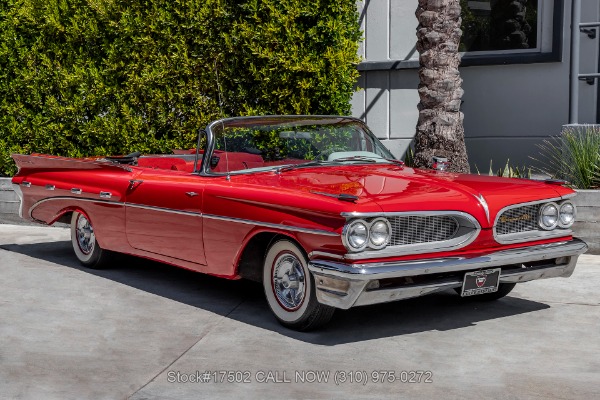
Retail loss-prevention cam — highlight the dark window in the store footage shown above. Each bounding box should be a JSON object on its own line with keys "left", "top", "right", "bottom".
{"left": 460, "top": 0, "right": 539, "bottom": 52}
{"left": 356, "top": 0, "right": 561, "bottom": 71}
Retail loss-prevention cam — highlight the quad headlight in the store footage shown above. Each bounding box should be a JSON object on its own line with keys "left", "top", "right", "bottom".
{"left": 538, "top": 201, "right": 576, "bottom": 230}
{"left": 343, "top": 218, "right": 392, "bottom": 252}
{"left": 345, "top": 220, "right": 369, "bottom": 251}
{"left": 538, "top": 202, "right": 559, "bottom": 230}
{"left": 558, "top": 201, "right": 576, "bottom": 228}
{"left": 368, "top": 218, "right": 392, "bottom": 249}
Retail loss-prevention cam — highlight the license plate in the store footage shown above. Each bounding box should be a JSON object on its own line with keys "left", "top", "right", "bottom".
{"left": 460, "top": 269, "right": 501, "bottom": 297}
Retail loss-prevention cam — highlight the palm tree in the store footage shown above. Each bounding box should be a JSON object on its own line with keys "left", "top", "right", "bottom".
{"left": 413, "top": 0, "right": 469, "bottom": 173}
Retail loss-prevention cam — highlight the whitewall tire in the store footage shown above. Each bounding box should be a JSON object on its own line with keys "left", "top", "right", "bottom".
{"left": 263, "top": 240, "right": 334, "bottom": 330}
{"left": 70, "top": 211, "right": 111, "bottom": 269}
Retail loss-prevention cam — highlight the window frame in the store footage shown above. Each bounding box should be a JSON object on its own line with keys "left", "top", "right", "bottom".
{"left": 460, "top": 0, "right": 562, "bottom": 66}
{"left": 357, "top": 0, "right": 563, "bottom": 71}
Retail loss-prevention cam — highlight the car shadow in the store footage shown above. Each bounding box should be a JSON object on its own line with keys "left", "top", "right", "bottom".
{"left": 1, "top": 240, "right": 551, "bottom": 346}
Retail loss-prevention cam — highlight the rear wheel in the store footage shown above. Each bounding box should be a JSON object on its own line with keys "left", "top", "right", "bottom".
{"left": 263, "top": 240, "right": 334, "bottom": 331}
{"left": 455, "top": 283, "right": 516, "bottom": 301}
{"left": 70, "top": 211, "right": 111, "bottom": 269}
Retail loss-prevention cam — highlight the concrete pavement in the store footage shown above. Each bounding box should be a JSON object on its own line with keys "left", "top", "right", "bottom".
{"left": 0, "top": 224, "right": 599, "bottom": 400}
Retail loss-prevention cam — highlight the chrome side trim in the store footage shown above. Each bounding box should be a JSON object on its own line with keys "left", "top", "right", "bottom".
{"left": 26, "top": 195, "right": 338, "bottom": 236}
{"left": 28, "top": 196, "right": 124, "bottom": 220}
{"left": 339, "top": 211, "right": 481, "bottom": 260}
{"left": 561, "top": 192, "right": 577, "bottom": 199}
{"left": 203, "top": 214, "right": 339, "bottom": 237}
{"left": 308, "top": 251, "right": 345, "bottom": 260}
{"left": 71, "top": 188, "right": 82, "bottom": 194}
{"left": 29, "top": 196, "right": 202, "bottom": 220}
{"left": 308, "top": 238, "right": 588, "bottom": 309}
{"left": 493, "top": 198, "right": 572, "bottom": 244}
{"left": 125, "top": 203, "right": 202, "bottom": 217}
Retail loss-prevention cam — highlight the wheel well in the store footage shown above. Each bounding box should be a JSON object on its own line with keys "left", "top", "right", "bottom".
{"left": 237, "top": 232, "right": 303, "bottom": 282}
{"left": 56, "top": 211, "right": 73, "bottom": 225}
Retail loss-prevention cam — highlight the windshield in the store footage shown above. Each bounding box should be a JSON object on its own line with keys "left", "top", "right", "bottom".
{"left": 204, "top": 116, "right": 396, "bottom": 174}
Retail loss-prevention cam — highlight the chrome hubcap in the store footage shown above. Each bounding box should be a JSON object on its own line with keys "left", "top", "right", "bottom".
{"left": 76, "top": 214, "right": 95, "bottom": 255}
{"left": 272, "top": 253, "right": 306, "bottom": 310}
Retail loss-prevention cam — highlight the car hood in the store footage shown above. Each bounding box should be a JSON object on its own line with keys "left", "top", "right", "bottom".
{"left": 238, "top": 165, "right": 570, "bottom": 228}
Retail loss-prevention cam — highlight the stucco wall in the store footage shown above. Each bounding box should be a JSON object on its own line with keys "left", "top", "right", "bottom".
{"left": 352, "top": 0, "right": 600, "bottom": 171}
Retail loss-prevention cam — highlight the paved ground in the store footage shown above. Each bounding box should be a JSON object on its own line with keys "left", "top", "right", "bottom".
{"left": 0, "top": 213, "right": 35, "bottom": 226}
{"left": 0, "top": 224, "right": 599, "bottom": 400}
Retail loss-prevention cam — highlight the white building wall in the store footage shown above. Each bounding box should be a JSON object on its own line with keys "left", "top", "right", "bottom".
{"left": 352, "top": 0, "right": 600, "bottom": 171}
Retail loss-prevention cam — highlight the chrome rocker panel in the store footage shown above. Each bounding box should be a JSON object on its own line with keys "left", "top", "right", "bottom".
{"left": 308, "top": 238, "right": 588, "bottom": 309}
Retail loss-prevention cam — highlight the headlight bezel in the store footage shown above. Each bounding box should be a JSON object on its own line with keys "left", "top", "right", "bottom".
{"left": 537, "top": 200, "right": 577, "bottom": 231}
{"left": 538, "top": 202, "right": 559, "bottom": 230}
{"left": 342, "top": 219, "right": 370, "bottom": 252}
{"left": 558, "top": 201, "right": 576, "bottom": 228}
{"left": 368, "top": 217, "right": 392, "bottom": 250}
{"left": 343, "top": 217, "right": 392, "bottom": 252}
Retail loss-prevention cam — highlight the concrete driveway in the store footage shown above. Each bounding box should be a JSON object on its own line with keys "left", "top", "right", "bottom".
{"left": 0, "top": 224, "right": 599, "bottom": 400}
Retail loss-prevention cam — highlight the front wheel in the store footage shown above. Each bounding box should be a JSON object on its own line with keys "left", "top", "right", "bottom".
{"left": 70, "top": 211, "right": 112, "bottom": 269}
{"left": 263, "top": 240, "right": 334, "bottom": 331}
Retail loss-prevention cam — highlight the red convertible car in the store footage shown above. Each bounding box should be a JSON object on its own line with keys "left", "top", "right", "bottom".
{"left": 11, "top": 116, "right": 588, "bottom": 330}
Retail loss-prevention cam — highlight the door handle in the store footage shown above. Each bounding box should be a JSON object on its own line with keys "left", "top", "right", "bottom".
{"left": 185, "top": 192, "right": 199, "bottom": 197}
{"left": 128, "top": 179, "right": 143, "bottom": 190}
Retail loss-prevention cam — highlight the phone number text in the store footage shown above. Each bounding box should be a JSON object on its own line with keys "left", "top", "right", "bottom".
{"left": 167, "top": 370, "right": 433, "bottom": 385}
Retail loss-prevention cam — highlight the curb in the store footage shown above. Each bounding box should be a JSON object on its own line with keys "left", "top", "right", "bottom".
{"left": 573, "top": 189, "right": 600, "bottom": 255}
{"left": 0, "top": 177, "right": 18, "bottom": 214}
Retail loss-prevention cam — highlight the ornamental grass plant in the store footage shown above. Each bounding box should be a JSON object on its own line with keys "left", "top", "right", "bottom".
{"left": 475, "top": 159, "right": 531, "bottom": 179}
{"left": 533, "top": 125, "right": 600, "bottom": 189}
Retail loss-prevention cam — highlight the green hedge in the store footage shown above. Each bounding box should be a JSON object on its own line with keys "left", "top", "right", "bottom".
{"left": 0, "top": 0, "right": 361, "bottom": 175}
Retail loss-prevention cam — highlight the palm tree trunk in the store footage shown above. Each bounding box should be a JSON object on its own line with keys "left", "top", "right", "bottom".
{"left": 413, "top": 0, "right": 469, "bottom": 173}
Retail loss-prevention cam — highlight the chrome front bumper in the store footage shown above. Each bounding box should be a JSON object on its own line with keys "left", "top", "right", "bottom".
{"left": 308, "top": 238, "right": 589, "bottom": 309}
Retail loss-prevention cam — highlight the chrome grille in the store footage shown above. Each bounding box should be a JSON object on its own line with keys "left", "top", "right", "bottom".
{"left": 496, "top": 204, "right": 539, "bottom": 235}
{"left": 388, "top": 215, "right": 460, "bottom": 246}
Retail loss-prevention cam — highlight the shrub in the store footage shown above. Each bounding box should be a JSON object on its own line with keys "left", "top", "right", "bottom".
{"left": 0, "top": 0, "right": 361, "bottom": 176}
{"left": 475, "top": 159, "right": 531, "bottom": 179}
{"left": 534, "top": 125, "right": 600, "bottom": 189}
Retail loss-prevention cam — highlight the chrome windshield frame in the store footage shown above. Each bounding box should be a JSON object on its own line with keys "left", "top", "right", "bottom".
{"left": 197, "top": 115, "right": 395, "bottom": 176}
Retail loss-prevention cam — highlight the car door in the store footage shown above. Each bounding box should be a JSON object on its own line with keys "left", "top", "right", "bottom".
{"left": 125, "top": 169, "right": 206, "bottom": 265}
